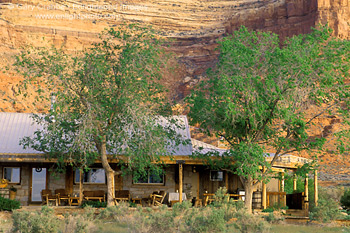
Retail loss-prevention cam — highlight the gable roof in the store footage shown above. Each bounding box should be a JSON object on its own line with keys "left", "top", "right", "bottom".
{"left": 0, "top": 112, "right": 192, "bottom": 157}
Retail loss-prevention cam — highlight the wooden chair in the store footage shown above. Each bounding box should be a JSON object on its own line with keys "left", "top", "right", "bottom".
{"left": 151, "top": 191, "right": 166, "bottom": 206}
{"left": 55, "top": 189, "right": 71, "bottom": 206}
{"left": 83, "top": 190, "right": 106, "bottom": 202}
{"left": 114, "top": 190, "right": 130, "bottom": 205}
{"left": 41, "top": 189, "right": 58, "bottom": 206}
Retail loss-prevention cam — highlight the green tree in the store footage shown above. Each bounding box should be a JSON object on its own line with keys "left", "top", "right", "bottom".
{"left": 13, "top": 24, "right": 184, "bottom": 206}
{"left": 187, "top": 26, "right": 350, "bottom": 212}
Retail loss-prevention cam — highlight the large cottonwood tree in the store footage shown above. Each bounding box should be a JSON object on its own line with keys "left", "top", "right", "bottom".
{"left": 14, "top": 24, "right": 183, "bottom": 206}
{"left": 187, "top": 26, "right": 350, "bottom": 212}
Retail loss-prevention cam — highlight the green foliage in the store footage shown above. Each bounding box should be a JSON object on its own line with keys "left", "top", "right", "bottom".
{"left": 309, "top": 189, "right": 342, "bottom": 222}
{"left": 184, "top": 207, "right": 227, "bottom": 233}
{"left": 81, "top": 201, "right": 107, "bottom": 208}
{"left": 262, "top": 207, "right": 274, "bottom": 213}
{"left": 233, "top": 209, "right": 270, "bottom": 233}
{"left": 187, "top": 25, "right": 350, "bottom": 210}
{"left": 63, "top": 206, "right": 96, "bottom": 233}
{"left": 264, "top": 212, "right": 284, "bottom": 223}
{"left": 341, "top": 189, "right": 350, "bottom": 210}
{"left": 0, "top": 196, "right": 20, "bottom": 211}
{"left": 12, "top": 206, "right": 60, "bottom": 233}
{"left": 98, "top": 202, "right": 130, "bottom": 221}
{"left": 12, "top": 23, "right": 186, "bottom": 205}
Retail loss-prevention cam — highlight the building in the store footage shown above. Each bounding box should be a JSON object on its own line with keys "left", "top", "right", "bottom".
{"left": 0, "top": 112, "right": 316, "bottom": 210}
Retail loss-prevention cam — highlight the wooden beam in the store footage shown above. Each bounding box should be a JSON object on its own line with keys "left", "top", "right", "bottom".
{"left": 293, "top": 174, "right": 297, "bottom": 192}
{"left": 179, "top": 164, "right": 183, "bottom": 203}
{"left": 304, "top": 173, "right": 309, "bottom": 202}
{"left": 225, "top": 172, "right": 229, "bottom": 191}
{"left": 314, "top": 170, "right": 318, "bottom": 207}
{"left": 262, "top": 166, "right": 267, "bottom": 209}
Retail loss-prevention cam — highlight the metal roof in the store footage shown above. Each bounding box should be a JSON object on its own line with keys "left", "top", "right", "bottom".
{"left": 0, "top": 112, "right": 44, "bottom": 154}
{"left": 191, "top": 138, "right": 227, "bottom": 155}
{"left": 0, "top": 112, "right": 192, "bottom": 156}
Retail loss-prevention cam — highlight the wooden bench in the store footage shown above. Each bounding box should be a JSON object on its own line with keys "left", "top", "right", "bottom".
{"left": 114, "top": 190, "right": 130, "bottom": 205}
{"left": 83, "top": 190, "right": 106, "bottom": 202}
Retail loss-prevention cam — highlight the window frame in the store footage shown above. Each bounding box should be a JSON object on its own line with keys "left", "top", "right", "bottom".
{"left": 74, "top": 168, "right": 106, "bottom": 184}
{"left": 3, "top": 167, "right": 21, "bottom": 184}
{"left": 210, "top": 170, "right": 224, "bottom": 181}
{"left": 133, "top": 172, "right": 165, "bottom": 185}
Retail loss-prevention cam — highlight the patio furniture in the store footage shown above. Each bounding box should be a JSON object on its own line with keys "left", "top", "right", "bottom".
{"left": 83, "top": 190, "right": 106, "bottom": 202}
{"left": 151, "top": 191, "right": 166, "bottom": 206}
{"left": 69, "top": 196, "right": 80, "bottom": 206}
{"left": 55, "top": 189, "right": 71, "bottom": 206}
{"left": 203, "top": 193, "right": 215, "bottom": 206}
{"left": 41, "top": 189, "right": 58, "bottom": 206}
{"left": 114, "top": 190, "right": 130, "bottom": 205}
{"left": 168, "top": 192, "right": 187, "bottom": 206}
{"left": 132, "top": 198, "right": 142, "bottom": 206}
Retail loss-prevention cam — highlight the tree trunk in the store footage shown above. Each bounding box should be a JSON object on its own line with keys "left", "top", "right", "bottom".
{"left": 241, "top": 177, "right": 257, "bottom": 213}
{"left": 100, "top": 138, "right": 116, "bottom": 207}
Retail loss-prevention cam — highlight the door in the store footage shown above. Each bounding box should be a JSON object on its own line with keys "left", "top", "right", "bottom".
{"left": 31, "top": 168, "right": 47, "bottom": 202}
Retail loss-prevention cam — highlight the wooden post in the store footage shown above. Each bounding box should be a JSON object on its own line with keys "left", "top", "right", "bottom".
{"left": 179, "top": 163, "right": 183, "bottom": 203}
{"left": 225, "top": 172, "right": 229, "bottom": 192}
{"left": 314, "top": 170, "right": 318, "bottom": 207}
{"left": 304, "top": 174, "right": 309, "bottom": 202}
{"left": 262, "top": 167, "right": 267, "bottom": 209}
{"left": 79, "top": 169, "right": 83, "bottom": 205}
{"left": 293, "top": 174, "right": 297, "bottom": 192}
{"left": 281, "top": 172, "right": 285, "bottom": 206}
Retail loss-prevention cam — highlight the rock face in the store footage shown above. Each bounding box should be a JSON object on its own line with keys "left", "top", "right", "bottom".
{"left": 0, "top": 0, "right": 349, "bottom": 185}
{"left": 0, "top": 0, "right": 349, "bottom": 106}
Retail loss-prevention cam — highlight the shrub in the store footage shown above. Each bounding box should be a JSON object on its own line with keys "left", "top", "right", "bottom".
{"left": 309, "top": 189, "right": 342, "bottom": 222}
{"left": 81, "top": 201, "right": 107, "bottom": 208}
{"left": 12, "top": 206, "right": 60, "bottom": 233}
{"left": 172, "top": 200, "right": 192, "bottom": 217}
{"left": 264, "top": 212, "right": 284, "bottom": 223}
{"left": 341, "top": 189, "right": 350, "bottom": 210}
{"left": 233, "top": 209, "right": 270, "bottom": 233}
{"left": 64, "top": 206, "right": 96, "bottom": 233}
{"left": 184, "top": 207, "right": 227, "bottom": 233}
{"left": 0, "top": 196, "right": 20, "bottom": 211}
{"left": 98, "top": 202, "right": 130, "bottom": 221}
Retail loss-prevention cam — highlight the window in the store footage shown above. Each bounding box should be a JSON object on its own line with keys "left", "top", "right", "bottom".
{"left": 75, "top": 169, "right": 106, "bottom": 184}
{"left": 3, "top": 167, "right": 21, "bottom": 184}
{"left": 134, "top": 172, "right": 165, "bottom": 185}
{"left": 210, "top": 170, "right": 223, "bottom": 181}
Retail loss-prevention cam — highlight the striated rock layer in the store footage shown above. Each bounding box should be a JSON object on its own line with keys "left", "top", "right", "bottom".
{"left": 0, "top": 0, "right": 349, "bottom": 184}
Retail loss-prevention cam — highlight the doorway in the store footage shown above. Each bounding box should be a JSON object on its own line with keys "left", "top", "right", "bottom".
{"left": 30, "top": 168, "right": 47, "bottom": 202}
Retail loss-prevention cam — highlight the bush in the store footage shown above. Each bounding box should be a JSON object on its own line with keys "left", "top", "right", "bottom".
{"left": 0, "top": 196, "right": 20, "bottom": 211}
{"left": 233, "top": 209, "right": 270, "bottom": 233}
{"left": 81, "top": 201, "right": 107, "bottom": 208}
{"left": 64, "top": 206, "right": 96, "bottom": 233}
{"left": 185, "top": 207, "right": 227, "bottom": 233}
{"left": 98, "top": 202, "right": 130, "bottom": 221}
{"left": 12, "top": 206, "right": 60, "bottom": 233}
{"left": 309, "top": 189, "right": 342, "bottom": 222}
{"left": 341, "top": 189, "right": 350, "bottom": 210}
{"left": 264, "top": 212, "right": 284, "bottom": 223}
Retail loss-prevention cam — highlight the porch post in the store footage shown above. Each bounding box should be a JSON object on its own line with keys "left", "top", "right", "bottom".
{"left": 179, "top": 163, "right": 183, "bottom": 203}
{"left": 314, "top": 170, "right": 318, "bottom": 207}
{"left": 293, "top": 174, "right": 297, "bottom": 192}
{"left": 262, "top": 167, "right": 267, "bottom": 209}
{"left": 304, "top": 173, "right": 309, "bottom": 202}
{"left": 281, "top": 172, "right": 285, "bottom": 206}
{"left": 225, "top": 172, "right": 229, "bottom": 191}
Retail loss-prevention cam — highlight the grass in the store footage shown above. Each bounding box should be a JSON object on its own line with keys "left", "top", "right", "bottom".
{"left": 270, "top": 224, "right": 348, "bottom": 233}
